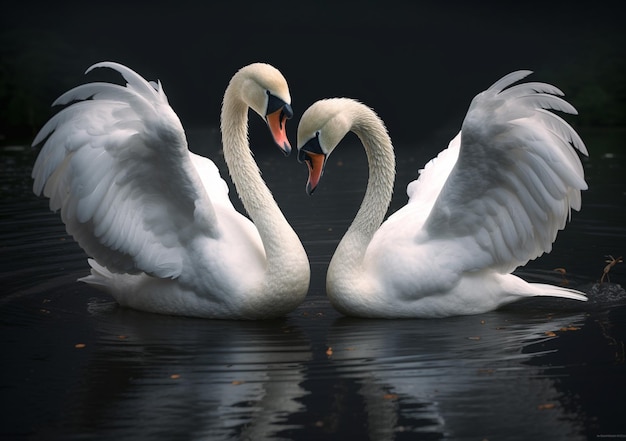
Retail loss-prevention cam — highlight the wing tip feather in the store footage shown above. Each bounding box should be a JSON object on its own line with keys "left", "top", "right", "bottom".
{"left": 488, "top": 70, "right": 534, "bottom": 93}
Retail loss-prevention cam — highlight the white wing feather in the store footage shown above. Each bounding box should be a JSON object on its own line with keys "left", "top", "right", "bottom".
{"left": 32, "top": 62, "right": 224, "bottom": 278}
{"left": 424, "top": 71, "right": 587, "bottom": 273}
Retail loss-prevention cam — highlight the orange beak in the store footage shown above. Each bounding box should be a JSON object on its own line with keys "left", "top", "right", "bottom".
{"left": 266, "top": 107, "right": 291, "bottom": 156}
{"left": 302, "top": 151, "right": 326, "bottom": 195}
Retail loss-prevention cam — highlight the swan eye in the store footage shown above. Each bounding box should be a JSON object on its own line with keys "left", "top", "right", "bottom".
{"left": 313, "top": 131, "right": 324, "bottom": 151}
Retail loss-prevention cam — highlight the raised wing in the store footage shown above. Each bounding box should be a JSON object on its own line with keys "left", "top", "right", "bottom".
{"left": 32, "top": 62, "right": 220, "bottom": 278}
{"left": 424, "top": 70, "right": 588, "bottom": 273}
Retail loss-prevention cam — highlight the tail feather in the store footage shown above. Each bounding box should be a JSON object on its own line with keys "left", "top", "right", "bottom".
{"left": 530, "top": 283, "right": 587, "bottom": 301}
{"left": 78, "top": 258, "right": 113, "bottom": 288}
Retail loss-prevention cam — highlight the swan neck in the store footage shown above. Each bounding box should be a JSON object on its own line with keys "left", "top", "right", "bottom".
{"left": 220, "top": 83, "right": 296, "bottom": 269}
{"left": 335, "top": 111, "right": 395, "bottom": 266}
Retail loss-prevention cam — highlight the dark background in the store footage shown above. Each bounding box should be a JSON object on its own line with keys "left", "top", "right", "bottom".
{"left": 1, "top": 5, "right": 625, "bottom": 438}
{"left": 1, "top": 0, "right": 624, "bottom": 148}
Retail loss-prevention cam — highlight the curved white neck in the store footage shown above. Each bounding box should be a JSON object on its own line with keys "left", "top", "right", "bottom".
{"left": 328, "top": 106, "right": 396, "bottom": 280}
{"left": 220, "top": 82, "right": 306, "bottom": 288}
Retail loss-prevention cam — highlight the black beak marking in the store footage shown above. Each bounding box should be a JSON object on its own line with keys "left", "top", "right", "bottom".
{"left": 298, "top": 132, "right": 324, "bottom": 160}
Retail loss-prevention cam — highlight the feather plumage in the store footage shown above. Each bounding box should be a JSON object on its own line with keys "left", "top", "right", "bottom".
{"left": 33, "top": 63, "right": 208, "bottom": 279}
{"left": 425, "top": 71, "right": 587, "bottom": 274}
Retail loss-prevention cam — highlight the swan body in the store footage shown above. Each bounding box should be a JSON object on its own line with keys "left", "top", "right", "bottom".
{"left": 297, "top": 71, "right": 588, "bottom": 318}
{"left": 32, "top": 62, "right": 310, "bottom": 319}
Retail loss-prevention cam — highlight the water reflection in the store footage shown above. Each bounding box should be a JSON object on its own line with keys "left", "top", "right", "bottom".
{"left": 65, "top": 303, "right": 312, "bottom": 440}
{"left": 322, "top": 311, "right": 589, "bottom": 440}
{"left": 523, "top": 302, "right": 626, "bottom": 439}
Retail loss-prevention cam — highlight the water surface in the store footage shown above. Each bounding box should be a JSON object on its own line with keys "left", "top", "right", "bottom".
{"left": 1, "top": 127, "right": 625, "bottom": 440}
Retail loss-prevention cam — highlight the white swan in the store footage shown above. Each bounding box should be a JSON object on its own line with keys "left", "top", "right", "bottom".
{"left": 297, "top": 71, "right": 588, "bottom": 318}
{"left": 32, "top": 62, "right": 310, "bottom": 319}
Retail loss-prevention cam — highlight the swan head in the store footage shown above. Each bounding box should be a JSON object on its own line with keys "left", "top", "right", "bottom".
{"left": 235, "top": 63, "right": 293, "bottom": 155}
{"left": 297, "top": 98, "right": 354, "bottom": 195}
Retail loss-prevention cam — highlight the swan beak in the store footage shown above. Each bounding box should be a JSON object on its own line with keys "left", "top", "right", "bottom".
{"left": 266, "top": 105, "right": 293, "bottom": 156}
{"left": 298, "top": 150, "right": 326, "bottom": 195}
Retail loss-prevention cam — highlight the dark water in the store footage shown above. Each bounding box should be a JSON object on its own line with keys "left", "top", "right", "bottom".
{"left": 1, "top": 127, "right": 625, "bottom": 440}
